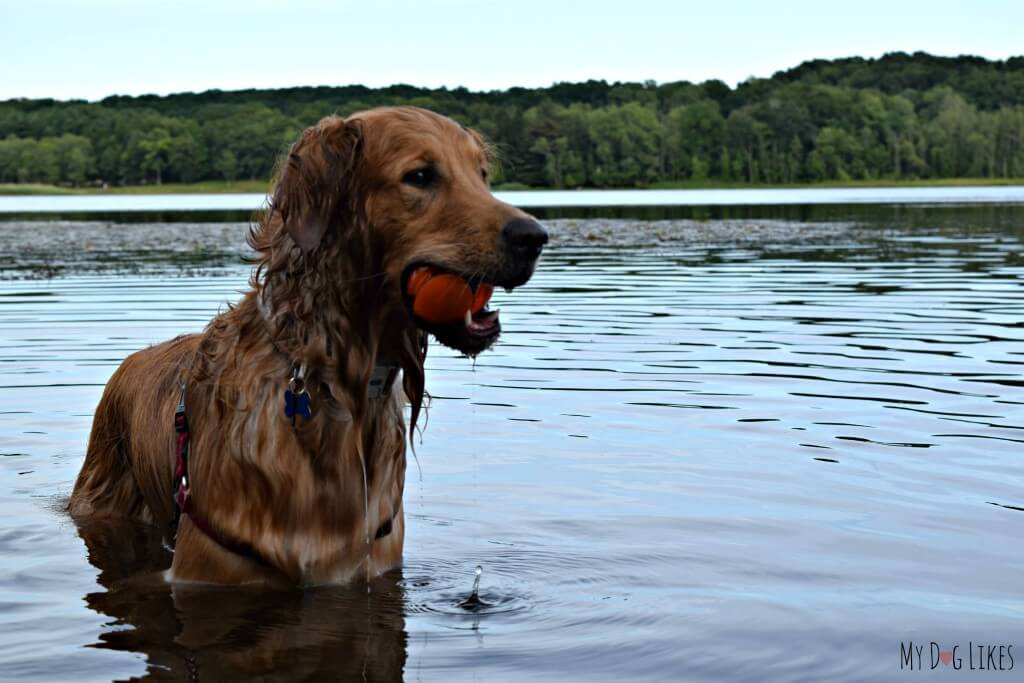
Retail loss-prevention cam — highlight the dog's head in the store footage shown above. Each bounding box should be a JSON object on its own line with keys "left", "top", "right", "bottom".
{"left": 269, "top": 107, "right": 547, "bottom": 357}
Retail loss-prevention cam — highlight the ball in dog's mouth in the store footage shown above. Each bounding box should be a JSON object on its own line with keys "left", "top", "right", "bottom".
{"left": 403, "top": 265, "right": 502, "bottom": 356}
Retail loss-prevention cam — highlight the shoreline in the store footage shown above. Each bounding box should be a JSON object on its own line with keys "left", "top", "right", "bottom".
{"left": 2, "top": 178, "right": 1024, "bottom": 196}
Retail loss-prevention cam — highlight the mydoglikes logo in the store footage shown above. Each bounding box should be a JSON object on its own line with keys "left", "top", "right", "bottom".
{"left": 900, "top": 642, "right": 1014, "bottom": 671}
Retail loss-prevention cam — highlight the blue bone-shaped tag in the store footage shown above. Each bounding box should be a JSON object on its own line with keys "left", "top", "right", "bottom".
{"left": 284, "top": 389, "right": 312, "bottom": 424}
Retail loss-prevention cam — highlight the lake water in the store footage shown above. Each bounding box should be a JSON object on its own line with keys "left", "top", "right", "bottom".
{"left": 3, "top": 185, "right": 1024, "bottom": 214}
{"left": 1, "top": 193, "right": 1023, "bottom": 681}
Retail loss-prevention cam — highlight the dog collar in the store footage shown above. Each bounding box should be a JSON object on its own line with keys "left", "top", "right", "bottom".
{"left": 258, "top": 285, "right": 399, "bottom": 400}
{"left": 285, "top": 363, "right": 399, "bottom": 425}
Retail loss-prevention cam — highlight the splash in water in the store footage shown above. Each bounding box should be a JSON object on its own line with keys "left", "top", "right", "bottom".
{"left": 460, "top": 565, "right": 485, "bottom": 610}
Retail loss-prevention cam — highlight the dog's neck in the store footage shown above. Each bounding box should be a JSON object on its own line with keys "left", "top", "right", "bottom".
{"left": 253, "top": 275, "right": 416, "bottom": 389}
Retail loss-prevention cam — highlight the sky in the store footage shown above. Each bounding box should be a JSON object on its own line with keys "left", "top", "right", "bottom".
{"left": 2, "top": 0, "right": 1022, "bottom": 101}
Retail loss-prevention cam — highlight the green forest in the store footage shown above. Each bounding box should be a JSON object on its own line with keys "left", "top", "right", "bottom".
{"left": 2, "top": 52, "right": 1023, "bottom": 189}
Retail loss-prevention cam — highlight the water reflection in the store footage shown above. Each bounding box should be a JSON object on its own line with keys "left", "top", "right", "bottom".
{"left": 76, "top": 517, "right": 408, "bottom": 681}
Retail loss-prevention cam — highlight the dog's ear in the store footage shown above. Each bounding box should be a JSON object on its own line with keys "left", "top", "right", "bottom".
{"left": 271, "top": 116, "right": 363, "bottom": 253}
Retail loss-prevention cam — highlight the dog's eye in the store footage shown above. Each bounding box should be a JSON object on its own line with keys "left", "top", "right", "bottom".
{"left": 481, "top": 168, "right": 489, "bottom": 182}
{"left": 402, "top": 166, "right": 437, "bottom": 188}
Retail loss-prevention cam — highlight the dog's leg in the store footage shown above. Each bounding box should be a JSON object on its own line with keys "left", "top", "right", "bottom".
{"left": 369, "top": 502, "right": 405, "bottom": 576}
{"left": 68, "top": 364, "right": 150, "bottom": 521}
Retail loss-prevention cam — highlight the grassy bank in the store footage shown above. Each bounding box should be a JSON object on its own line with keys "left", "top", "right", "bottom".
{"left": 0, "top": 183, "right": 83, "bottom": 195}
{"left": 0, "top": 180, "right": 270, "bottom": 196}
{"left": 2, "top": 178, "right": 1023, "bottom": 196}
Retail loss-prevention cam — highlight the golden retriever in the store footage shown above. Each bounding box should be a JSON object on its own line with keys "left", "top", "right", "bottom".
{"left": 67, "top": 106, "right": 548, "bottom": 585}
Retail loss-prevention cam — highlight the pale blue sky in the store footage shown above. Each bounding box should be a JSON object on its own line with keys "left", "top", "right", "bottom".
{"left": 2, "top": 0, "right": 1022, "bottom": 101}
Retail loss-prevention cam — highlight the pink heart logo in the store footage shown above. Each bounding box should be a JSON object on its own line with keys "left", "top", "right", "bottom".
{"left": 940, "top": 651, "right": 953, "bottom": 666}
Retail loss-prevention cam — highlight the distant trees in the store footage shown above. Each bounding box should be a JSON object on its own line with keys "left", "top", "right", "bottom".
{"left": 0, "top": 134, "right": 94, "bottom": 184}
{"left": 1, "top": 51, "right": 1023, "bottom": 188}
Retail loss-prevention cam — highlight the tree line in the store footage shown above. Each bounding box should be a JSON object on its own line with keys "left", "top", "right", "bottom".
{"left": 2, "top": 51, "right": 1023, "bottom": 188}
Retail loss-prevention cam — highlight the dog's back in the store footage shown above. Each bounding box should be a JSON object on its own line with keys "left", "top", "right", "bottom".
{"left": 70, "top": 334, "right": 199, "bottom": 525}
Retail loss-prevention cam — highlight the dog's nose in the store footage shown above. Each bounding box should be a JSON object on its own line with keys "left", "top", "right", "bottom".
{"left": 502, "top": 218, "right": 548, "bottom": 259}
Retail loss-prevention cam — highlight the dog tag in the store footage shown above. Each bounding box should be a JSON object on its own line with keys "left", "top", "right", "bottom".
{"left": 284, "top": 388, "right": 312, "bottom": 425}
{"left": 284, "top": 364, "right": 312, "bottom": 426}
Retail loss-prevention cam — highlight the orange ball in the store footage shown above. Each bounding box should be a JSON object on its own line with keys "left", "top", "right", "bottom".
{"left": 406, "top": 267, "right": 433, "bottom": 297}
{"left": 407, "top": 267, "right": 494, "bottom": 324}
{"left": 471, "top": 282, "right": 494, "bottom": 312}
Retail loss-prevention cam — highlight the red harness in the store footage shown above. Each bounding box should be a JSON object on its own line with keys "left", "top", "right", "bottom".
{"left": 172, "top": 381, "right": 394, "bottom": 568}
{"left": 173, "top": 384, "right": 272, "bottom": 565}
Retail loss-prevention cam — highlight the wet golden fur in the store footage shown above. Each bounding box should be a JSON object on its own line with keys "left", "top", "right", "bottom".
{"left": 68, "top": 107, "right": 539, "bottom": 585}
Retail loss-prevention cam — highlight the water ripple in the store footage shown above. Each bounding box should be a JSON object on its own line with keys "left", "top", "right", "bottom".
{"left": 2, "top": 206, "right": 1024, "bottom": 681}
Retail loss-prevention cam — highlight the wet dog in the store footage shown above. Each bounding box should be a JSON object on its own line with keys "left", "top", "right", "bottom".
{"left": 68, "top": 107, "right": 547, "bottom": 585}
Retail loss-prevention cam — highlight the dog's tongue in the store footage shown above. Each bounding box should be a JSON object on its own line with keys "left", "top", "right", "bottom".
{"left": 407, "top": 267, "right": 493, "bottom": 325}
{"left": 465, "top": 308, "right": 500, "bottom": 336}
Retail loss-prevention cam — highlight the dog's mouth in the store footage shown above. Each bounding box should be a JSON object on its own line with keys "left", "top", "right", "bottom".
{"left": 401, "top": 263, "right": 502, "bottom": 356}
